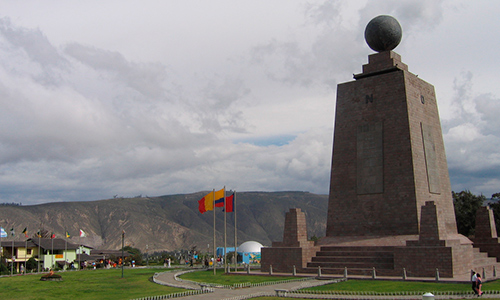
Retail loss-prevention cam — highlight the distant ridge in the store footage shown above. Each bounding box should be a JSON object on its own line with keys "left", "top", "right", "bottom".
{"left": 0, "top": 191, "right": 327, "bottom": 252}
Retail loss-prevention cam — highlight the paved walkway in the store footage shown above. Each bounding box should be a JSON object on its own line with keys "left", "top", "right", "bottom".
{"left": 153, "top": 269, "right": 500, "bottom": 299}
{"left": 154, "top": 269, "right": 333, "bottom": 299}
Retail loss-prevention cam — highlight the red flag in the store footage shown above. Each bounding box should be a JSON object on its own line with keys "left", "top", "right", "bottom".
{"left": 198, "top": 198, "right": 208, "bottom": 214}
{"left": 51, "top": 232, "right": 56, "bottom": 239}
{"left": 225, "top": 194, "right": 234, "bottom": 213}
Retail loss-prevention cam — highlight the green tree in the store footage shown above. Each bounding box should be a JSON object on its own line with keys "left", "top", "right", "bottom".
{"left": 26, "top": 257, "right": 37, "bottom": 272}
{"left": 453, "top": 190, "right": 486, "bottom": 237}
{"left": 488, "top": 193, "right": 500, "bottom": 233}
{"left": 309, "top": 235, "right": 321, "bottom": 242}
{"left": 0, "top": 254, "right": 8, "bottom": 275}
{"left": 122, "top": 246, "right": 142, "bottom": 265}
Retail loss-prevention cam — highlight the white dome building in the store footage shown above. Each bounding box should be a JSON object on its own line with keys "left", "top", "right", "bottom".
{"left": 238, "top": 241, "right": 263, "bottom": 264}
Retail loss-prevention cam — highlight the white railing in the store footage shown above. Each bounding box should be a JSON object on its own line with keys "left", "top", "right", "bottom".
{"left": 129, "top": 288, "right": 213, "bottom": 300}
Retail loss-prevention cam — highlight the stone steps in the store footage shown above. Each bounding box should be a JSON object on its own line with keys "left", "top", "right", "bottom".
{"left": 308, "top": 261, "right": 394, "bottom": 269}
{"left": 305, "top": 246, "right": 395, "bottom": 274}
{"left": 472, "top": 247, "right": 500, "bottom": 274}
{"left": 316, "top": 251, "right": 394, "bottom": 257}
{"left": 301, "top": 266, "right": 402, "bottom": 277}
{"left": 312, "top": 255, "right": 393, "bottom": 263}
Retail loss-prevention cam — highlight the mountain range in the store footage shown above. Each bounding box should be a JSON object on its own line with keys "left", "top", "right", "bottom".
{"left": 0, "top": 191, "right": 328, "bottom": 252}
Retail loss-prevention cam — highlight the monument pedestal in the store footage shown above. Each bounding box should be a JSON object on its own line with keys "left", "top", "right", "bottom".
{"left": 261, "top": 208, "right": 319, "bottom": 273}
{"left": 394, "top": 201, "right": 475, "bottom": 278}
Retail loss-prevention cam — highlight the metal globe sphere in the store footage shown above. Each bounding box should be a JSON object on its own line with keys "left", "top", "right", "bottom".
{"left": 364, "top": 15, "right": 402, "bottom": 52}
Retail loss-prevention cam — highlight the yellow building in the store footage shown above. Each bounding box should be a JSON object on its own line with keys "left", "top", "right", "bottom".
{"left": 1, "top": 238, "right": 78, "bottom": 272}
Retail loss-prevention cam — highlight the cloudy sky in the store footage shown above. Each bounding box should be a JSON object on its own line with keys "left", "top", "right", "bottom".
{"left": 0, "top": 0, "right": 499, "bottom": 205}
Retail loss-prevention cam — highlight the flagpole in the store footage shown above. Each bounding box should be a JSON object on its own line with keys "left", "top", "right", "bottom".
{"left": 10, "top": 227, "right": 16, "bottom": 275}
{"left": 121, "top": 230, "right": 125, "bottom": 278}
{"left": 24, "top": 228, "right": 27, "bottom": 275}
{"left": 51, "top": 235, "right": 54, "bottom": 270}
{"left": 234, "top": 191, "right": 237, "bottom": 272}
{"left": 223, "top": 186, "right": 227, "bottom": 273}
{"left": 64, "top": 231, "right": 67, "bottom": 271}
{"left": 11, "top": 234, "right": 14, "bottom": 276}
{"left": 37, "top": 230, "right": 40, "bottom": 273}
{"left": 79, "top": 233, "right": 81, "bottom": 271}
{"left": 25, "top": 237, "right": 27, "bottom": 275}
{"left": 212, "top": 189, "right": 216, "bottom": 276}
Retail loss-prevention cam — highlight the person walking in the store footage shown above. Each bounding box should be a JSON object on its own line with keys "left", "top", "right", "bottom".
{"left": 476, "top": 273, "right": 483, "bottom": 296}
{"left": 472, "top": 271, "right": 478, "bottom": 295}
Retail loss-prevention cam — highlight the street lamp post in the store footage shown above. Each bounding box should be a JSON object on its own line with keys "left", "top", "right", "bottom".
{"left": 37, "top": 234, "right": 40, "bottom": 273}
{"left": 121, "top": 231, "right": 124, "bottom": 278}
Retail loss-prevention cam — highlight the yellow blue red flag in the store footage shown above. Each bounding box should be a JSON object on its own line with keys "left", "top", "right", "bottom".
{"left": 198, "top": 188, "right": 224, "bottom": 214}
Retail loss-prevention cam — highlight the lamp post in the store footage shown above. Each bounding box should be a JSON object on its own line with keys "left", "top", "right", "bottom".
{"left": 37, "top": 234, "right": 40, "bottom": 273}
{"left": 146, "top": 244, "right": 148, "bottom": 267}
{"left": 121, "top": 231, "right": 124, "bottom": 278}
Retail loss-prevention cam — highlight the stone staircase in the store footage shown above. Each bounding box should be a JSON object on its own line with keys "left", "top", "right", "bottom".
{"left": 472, "top": 247, "right": 500, "bottom": 276}
{"left": 303, "top": 245, "right": 500, "bottom": 278}
{"left": 303, "top": 246, "right": 399, "bottom": 276}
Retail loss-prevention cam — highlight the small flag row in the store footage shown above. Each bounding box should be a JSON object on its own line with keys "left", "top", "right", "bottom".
{"left": 0, "top": 227, "right": 88, "bottom": 238}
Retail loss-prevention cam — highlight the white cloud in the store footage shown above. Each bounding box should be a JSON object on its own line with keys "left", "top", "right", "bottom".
{"left": 0, "top": 0, "right": 499, "bottom": 204}
{"left": 443, "top": 71, "right": 500, "bottom": 198}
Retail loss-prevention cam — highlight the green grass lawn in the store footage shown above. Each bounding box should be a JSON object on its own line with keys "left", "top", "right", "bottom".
{"left": 304, "top": 279, "right": 472, "bottom": 292}
{"left": 0, "top": 268, "right": 184, "bottom": 300}
{"left": 251, "top": 279, "right": 497, "bottom": 300}
{"left": 303, "top": 278, "right": 500, "bottom": 293}
{"left": 179, "top": 268, "right": 299, "bottom": 285}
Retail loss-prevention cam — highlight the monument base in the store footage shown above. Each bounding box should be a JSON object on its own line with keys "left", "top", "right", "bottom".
{"left": 263, "top": 204, "right": 500, "bottom": 278}
{"left": 261, "top": 244, "right": 319, "bottom": 273}
{"left": 395, "top": 239, "right": 473, "bottom": 278}
{"left": 300, "top": 234, "right": 495, "bottom": 278}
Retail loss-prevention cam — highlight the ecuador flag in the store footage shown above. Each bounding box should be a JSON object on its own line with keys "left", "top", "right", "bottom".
{"left": 198, "top": 188, "right": 224, "bottom": 214}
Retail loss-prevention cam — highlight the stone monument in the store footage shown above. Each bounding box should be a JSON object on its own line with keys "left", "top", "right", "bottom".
{"left": 262, "top": 15, "right": 500, "bottom": 278}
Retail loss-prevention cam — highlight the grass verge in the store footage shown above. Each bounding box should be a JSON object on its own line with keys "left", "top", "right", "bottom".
{"left": 0, "top": 268, "right": 183, "bottom": 300}
{"left": 304, "top": 278, "right": 500, "bottom": 292}
{"left": 304, "top": 279, "right": 471, "bottom": 292}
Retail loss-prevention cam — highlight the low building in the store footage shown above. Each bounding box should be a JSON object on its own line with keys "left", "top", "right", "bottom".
{"left": 32, "top": 238, "right": 79, "bottom": 270}
{"left": 0, "top": 238, "right": 78, "bottom": 272}
{"left": 76, "top": 249, "right": 132, "bottom": 268}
